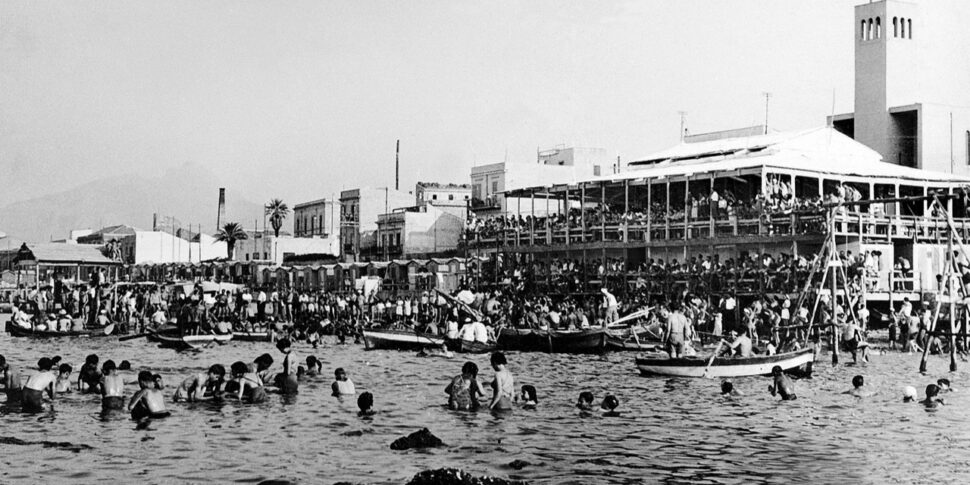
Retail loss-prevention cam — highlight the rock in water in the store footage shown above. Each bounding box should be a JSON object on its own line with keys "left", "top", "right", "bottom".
{"left": 507, "top": 460, "right": 531, "bottom": 470}
{"left": 390, "top": 428, "right": 444, "bottom": 450}
{"left": 406, "top": 468, "right": 528, "bottom": 485}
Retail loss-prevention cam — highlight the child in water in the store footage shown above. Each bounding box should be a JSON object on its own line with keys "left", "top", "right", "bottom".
{"left": 937, "top": 378, "right": 954, "bottom": 393}
{"left": 100, "top": 360, "right": 126, "bottom": 410}
{"left": 128, "top": 371, "right": 169, "bottom": 420}
{"left": 357, "top": 391, "right": 376, "bottom": 417}
{"left": 331, "top": 368, "right": 356, "bottom": 396}
{"left": 922, "top": 384, "right": 945, "bottom": 408}
{"left": 768, "top": 366, "right": 796, "bottom": 400}
{"left": 305, "top": 356, "right": 322, "bottom": 376}
{"left": 721, "top": 381, "right": 742, "bottom": 397}
{"left": 519, "top": 385, "right": 538, "bottom": 409}
{"left": 22, "top": 358, "right": 56, "bottom": 413}
{"left": 576, "top": 391, "right": 595, "bottom": 411}
{"left": 77, "top": 354, "right": 101, "bottom": 392}
{"left": 600, "top": 394, "right": 621, "bottom": 417}
{"left": 55, "top": 364, "right": 73, "bottom": 394}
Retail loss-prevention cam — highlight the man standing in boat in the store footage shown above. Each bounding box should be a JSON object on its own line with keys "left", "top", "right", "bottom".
{"left": 601, "top": 287, "right": 619, "bottom": 325}
{"left": 663, "top": 302, "right": 690, "bottom": 358}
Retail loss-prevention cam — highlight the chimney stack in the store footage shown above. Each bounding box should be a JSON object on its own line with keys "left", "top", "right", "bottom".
{"left": 395, "top": 139, "right": 400, "bottom": 191}
{"left": 216, "top": 188, "right": 226, "bottom": 230}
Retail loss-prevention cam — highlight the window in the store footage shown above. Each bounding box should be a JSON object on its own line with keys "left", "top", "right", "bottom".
{"left": 594, "top": 165, "right": 601, "bottom": 176}
{"left": 966, "top": 131, "right": 970, "bottom": 165}
{"left": 246, "top": 254, "right": 250, "bottom": 261}
{"left": 263, "top": 252, "right": 269, "bottom": 260}
{"left": 464, "top": 195, "right": 469, "bottom": 200}
{"left": 432, "top": 194, "right": 437, "bottom": 200}
{"left": 901, "top": 17, "right": 906, "bottom": 38}
{"left": 492, "top": 181, "right": 498, "bottom": 193}
{"left": 868, "top": 18, "right": 873, "bottom": 40}
{"left": 876, "top": 17, "right": 881, "bottom": 38}
{"left": 907, "top": 18, "right": 912, "bottom": 39}
{"left": 448, "top": 194, "right": 454, "bottom": 201}
{"left": 861, "top": 20, "right": 866, "bottom": 40}
{"left": 893, "top": 17, "right": 898, "bottom": 37}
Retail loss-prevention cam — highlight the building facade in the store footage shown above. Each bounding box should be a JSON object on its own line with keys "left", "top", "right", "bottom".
{"left": 376, "top": 204, "right": 464, "bottom": 259}
{"left": 339, "top": 187, "right": 414, "bottom": 262}
{"left": 830, "top": 0, "right": 970, "bottom": 174}
{"left": 415, "top": 182, "right": 471, "bottom": 219}
{"left": 293, "top": 198, "right": 336, "bottom": 238}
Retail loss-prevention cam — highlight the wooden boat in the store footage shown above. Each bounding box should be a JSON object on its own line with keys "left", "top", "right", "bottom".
{"left": 497, "top": 327, "right": 608, "bottom": 353}
{"left": 6, "top": 321, "right": 114, "bottom": 338}
{"left": 147, "top": 327, "right": 233, "bottom": 350}
{"left": 362, "top": 329, "right": 445, "bottom": 351}
{"left": 233, "top": 330, "right": 273, "bottom": 342}
{"left": 605, "top": 325, "right": 663, "bottom": 351}
{"left": 635, "top": 347, "right": 815, "bottom": 378}
{"left": 445, "top": 338, "right": 497, "bottom": 354}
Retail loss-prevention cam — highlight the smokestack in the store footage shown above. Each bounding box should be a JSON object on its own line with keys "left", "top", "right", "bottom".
{"left": 153, "top": 213, "right": 158, "bottom": 231}
{"left": 216, "top": 188, "right": 226, "bottom": 230}
{"left": 395, "top": 139, "right": 400, "bottom": 191}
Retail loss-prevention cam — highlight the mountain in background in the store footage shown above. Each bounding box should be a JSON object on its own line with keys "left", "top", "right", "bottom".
{"left": 0, "top": 163, "right": 266, "bottom": 243}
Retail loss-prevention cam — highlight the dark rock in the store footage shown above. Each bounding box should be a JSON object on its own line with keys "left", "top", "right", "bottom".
{"left": 342, "top": 430, "right": 364, "bottom": 437}
{"left": 507, "top": 460, "right": 531, "bottom": 470}
{"left": 406, "top": 468, "right": 527, "bottom": 485}
{"left": 390, "top": 428, "right": 444, "bottom": 450}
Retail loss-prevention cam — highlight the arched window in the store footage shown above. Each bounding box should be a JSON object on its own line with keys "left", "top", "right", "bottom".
{"left": 893, "top": 17, "right": 898, "bottom": 37}
{"left": 876, "top": 17, "right": 881, "bottom": 38}
{"left": 901, "top": 17, "right": 906, "bottom": 38}
{"left": 908, "top": 18, "right": 912, "bottom": 38}
{"left": 861, "top": 20, "right": 867, "bottom": 40}
{"left": 868, "top": 18, "right": 874, "bottom": 40}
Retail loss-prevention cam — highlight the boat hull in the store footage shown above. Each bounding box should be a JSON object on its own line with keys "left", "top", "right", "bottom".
{"left": 362, "top": 330, "right": 445, "bottom": 351}
{"left": 147, "top": 331, "right": 233, "bottom": 350}
{"left": 445, "top": 338, "right": 497, "bottom": 354}
{"left": 498, "top": 328, "right": 607, "bottom": 353}
{"left": 233, "top": 331, "right": 272, "bottom": 342}
{"left": 635, "top": 348, "right": 815, "bottom": 378}
{"left": 6, "top": 321, "right": 106, "bottom": 338}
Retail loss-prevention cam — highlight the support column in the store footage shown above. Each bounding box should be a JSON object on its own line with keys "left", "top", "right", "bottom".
{"left": 665, "top": 180, "right": 671, "bottom": 240}
{"left": 530, "top": 193, "right": 535, "bottom": 246}
{"left": 601, "top": 183, "right": 607, "bottom": 242}
{"left": 647, "top": 181, "right": 652, "bottom": 243}
{"left": 580, "top": 183, "right": 586, "bottom": 243}
{"left": 564, "top": 187, "right": 570, "bottom": 246}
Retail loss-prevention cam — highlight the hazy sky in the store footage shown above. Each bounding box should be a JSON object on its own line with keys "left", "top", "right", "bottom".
{"left": 0, "top": 1, "right": 857, "bottom": 207}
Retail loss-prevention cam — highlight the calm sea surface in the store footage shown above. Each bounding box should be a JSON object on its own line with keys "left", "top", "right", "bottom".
{"left": 2, "top": 314, "right": 969, "bottom": 484}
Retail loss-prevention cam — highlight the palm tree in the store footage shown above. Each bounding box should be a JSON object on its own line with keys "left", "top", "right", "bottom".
{"left": 215, "top": 222, "right": 248, "bottom": 259}
{"left": 265, "top": 199, "right": 290, "bottom": 238}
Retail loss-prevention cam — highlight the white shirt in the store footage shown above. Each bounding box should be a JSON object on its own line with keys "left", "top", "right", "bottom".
{"left": 471, "top": 322, "right": 489, "bottom": 343}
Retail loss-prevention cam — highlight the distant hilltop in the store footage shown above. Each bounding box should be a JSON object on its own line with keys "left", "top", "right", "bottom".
{"left": 0, "top": 163, "right": 263, "bottom": 243}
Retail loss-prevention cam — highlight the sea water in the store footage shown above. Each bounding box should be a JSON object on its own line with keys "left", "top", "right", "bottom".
{"left": 1, "top": 319, "right": 968, "bottom": 484}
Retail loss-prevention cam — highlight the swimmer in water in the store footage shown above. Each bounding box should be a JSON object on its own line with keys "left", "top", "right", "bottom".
{"left": 489, "top": 352, "right": 514, "bottom": 411}
{"left": 921, "top": 384, "right": 945, "bottom": 408}
{"left": 55, "top": 364, "right": 73, "bottom": 394}
{"left": 22, "top": 357, "right": 56, "bottom": 412}
{"left": 128, "top": 371, "right": 170, "bottom": 420}
{"left": 577, "top": 391, "right": 595, "bottom": 411}
{"left": 601, "top": 394, "right": 620, "bottom": 417}
{"left": 331, "top": 367, "right": 356, "bottom": 397}
{"left": 357, "top": 391, "right": 376, "bottom": 417}
{"left": 721, "top": 381, "right": 742, "bottom": 397}
{"left": 768, "top": 366, "right": 796, "bottom": 400}
{"left": 1, "top": 354, "right": 23, "bottom": 400}
{"left": 902, "top": 386, "right": 918, "bottom": 403}
{"left": 153, "top": 374, "right": 164, "bottom": 390}
{"left": 229, "top": 361, "right": 267, "bottom": 403}
{"left": 937, "top": 378, "right": 954, "bottom": 393}
{"left": 172, "top": 364, "right": 226, "bottom": 402}
{"left": 843, "top": 375, "right": 870, "bottom": 398}
{"left": 78, "top": 354, "right": 101, "bottom": 393}
{"left": 251, "top": 354, "right": 275, "bottom": 385}
{"left": 305, "top": 356, "right": 322, "bottom": 376}
{"left": 519, "top": 385, "right": 538, "bottom": 409}
{"left": 99, "top": 360, "right": 125, "bottom": 410}
{"left": 276, "top": 338, "right": 299, "bottom": 395}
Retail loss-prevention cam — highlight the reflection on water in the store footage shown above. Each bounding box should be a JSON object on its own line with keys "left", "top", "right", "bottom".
{"left": 1, "top": 331, "right": 969, "bottom": 484}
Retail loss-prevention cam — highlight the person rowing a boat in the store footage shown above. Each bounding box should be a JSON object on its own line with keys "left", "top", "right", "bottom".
{"left": 721, "top": 329, "right": 753, "bottom": 358}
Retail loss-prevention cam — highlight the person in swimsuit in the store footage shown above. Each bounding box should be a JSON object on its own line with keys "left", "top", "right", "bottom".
{"left": 664, "top": 303, "right": 690, "bottom": 358}
{"left": 229, "top": 361, "right": 268, "bottom": 403}
{"left": 54, "top": 364, "right": 73, "bottom": 393}
{"left": 0, "top": 355, "right": 23, "bottom": 401}
{"left": 99, "top": 360, "right": 126, "bottom": 410}
{"left": 22, "top": 358, "right": 56, "bottom": 412}
{"left": 250, "top": 354, "right": 275, "bottom": 387}
{"left": 844, "top": 375, "right": 871, "bottom": 397}
{"left": 331, "top": 368, "right": 356, "bottom": 397}
{"left": 128, "top": 371, "right": 170, "bottom": 420}
{"left": 305, "top": 356, "right": 322, "bottom": 376}
{"left": 275, "top": 339, "right": 299, "bottom": 395}
{"left": 768, "top": 365, "right": 796, "bottom": 400}
{"left": 937, "top": 378, "right": 954, "bottom": 393}
{"left": 77, "top": 354, "right": 101, "bottom": 392}
{"left": 357, "top": 391, "right": 376, "bottom": 417}
{"left": 489, "top": 352, "right": 514, "bottom": 411}
{"left": 721, "top": 381, "right": 742, "bottom": 397}
{"left": 444, "top": 361, "right": 485, "bottom": 411}
{"left": 173, "top": 364, "right": 226, "bottom": 402}
{"left": 922, "top": 384, "right": 945, "bottom": 408}
{"left": 519, "top": 385, "right": 538, "bottom": 409}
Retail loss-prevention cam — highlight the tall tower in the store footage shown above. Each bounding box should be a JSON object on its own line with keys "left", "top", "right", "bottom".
{"left": 216, "top": 188, "right": 226, "bottom": 230}
{"left": 853, "top": 0, "right": 920, "bottom": 167}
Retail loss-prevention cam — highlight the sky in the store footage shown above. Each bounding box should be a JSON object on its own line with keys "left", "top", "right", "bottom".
{"left": 0, "top": 0, "right": 858, "bottom": 208}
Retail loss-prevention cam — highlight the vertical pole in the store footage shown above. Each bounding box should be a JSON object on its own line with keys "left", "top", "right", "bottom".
{"left": 395, "top": 139, "right": 400, "bottom": 191}
{"left": 665, "top": 180, "right": 671, "bottom": 241}
{"left": 624, "top": 179, "right": 630, "bottom": 243}
{"left": 565, "top": 187, "right": 570, "bottom": 246}
{"left": 601, "top": 183, "right": 606, "bottom": 242}
{"left": 530, "top": 193, "right": 535, "bottom": 246}
{"left": 580, "top": 183, "right": 586, "bottom": 243}
{"left": 949, "top": 234, "right": 958, "bottom": 372}
{"left": 647, "top": 181, "right": 652, "bottom": 243}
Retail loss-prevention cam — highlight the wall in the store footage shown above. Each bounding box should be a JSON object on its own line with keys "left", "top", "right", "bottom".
{"left": 122, "top": 231, "right": 228, "bottom": 264}
{"left": 293, "top": 199, "right": 335, "bottom": 238}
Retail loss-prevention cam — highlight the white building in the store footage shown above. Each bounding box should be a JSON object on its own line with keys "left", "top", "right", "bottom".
{"left": 118, "top": 231, "right": 228, "bottom": 265}
{"left": 293, "top": 198, "right": 336, "bottom": 238}
{"left": 415, "top": 182, "right": 471, "bottom": 219}
{"left": 829, "top": 0, "right": 970, "bottom": 175}
{"left": 235, "top": 230, "right": 339, "bottom": 266}
{"left": 470, "top": 146, "right": 610, "bottom": 216}
{"left": 376, "top": 203, "right": 464, "bottom": 259}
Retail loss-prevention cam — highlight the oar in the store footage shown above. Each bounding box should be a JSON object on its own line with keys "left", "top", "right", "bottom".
{"left": 702, "top": 340, "right": 725, "bottom": 379}
{"left": 119, "top": 330, "right": 152, "bottom": 342}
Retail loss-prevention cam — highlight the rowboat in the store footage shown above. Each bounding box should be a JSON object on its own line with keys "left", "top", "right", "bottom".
{"left": 5, "top": 321, "right": 114, "bottom": 338}
{"left": 634, "top": 347, "right": 815, "bottom": 378}
{"left": 497, "top": 327, "right": 608, "bottom": 353}
{"left": 362, "top": 329, "right": 446, "bottom": 351}
{"left": 233, "top": 330, "right": 273, "bottom": 342}
{"left": 147, "top": 327, "right": 233, "bottom": 350}
{"left": 445, "top": 338, "right": 497, "bottom": 354}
